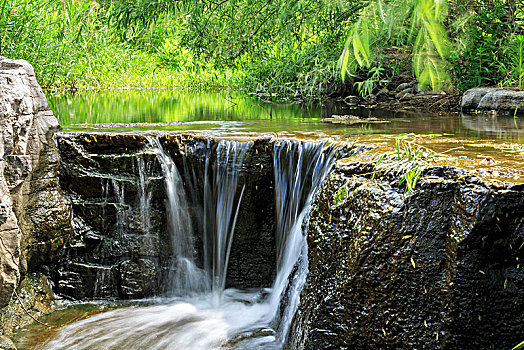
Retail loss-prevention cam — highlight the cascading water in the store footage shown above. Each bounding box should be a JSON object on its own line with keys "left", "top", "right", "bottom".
{"left": 137, "top": 155, "right": 152, "bottom": 234}
{"left": 111, "top": 179, "right": 127, "bottom": 236}
{"left": 269, "top": 141, "right": 338, "bottom": 342}
{"left": 204, "top": 140, "right": 252, "bottom": 296}
{"left": 43, "top": 138, "right": 337, "bottom": 350}
{"left": 147, "top": 137, "right": 210, "bottom": 296}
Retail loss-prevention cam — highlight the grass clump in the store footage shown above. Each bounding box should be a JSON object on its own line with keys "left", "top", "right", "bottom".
{"left": 381, "top": 133, "right": 440, "bottom": 193}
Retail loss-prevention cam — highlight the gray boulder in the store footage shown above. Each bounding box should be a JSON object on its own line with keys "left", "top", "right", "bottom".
{"left": 462, "top": 88, "right": 523, "bottom": 114}
{"left": 0, "top": 57, "right": 72, "bottom": 308}
{"left": 477, "top": 90, "right": 524, "bottom": 114}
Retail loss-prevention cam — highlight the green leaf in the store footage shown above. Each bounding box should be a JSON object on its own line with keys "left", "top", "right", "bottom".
{"left": 513, "top": 340, "right": 524, "bottom": 350}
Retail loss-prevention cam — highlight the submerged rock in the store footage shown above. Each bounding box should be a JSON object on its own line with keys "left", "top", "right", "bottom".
{"left": 289, "top": 160, "right": 523, "bottom": 349}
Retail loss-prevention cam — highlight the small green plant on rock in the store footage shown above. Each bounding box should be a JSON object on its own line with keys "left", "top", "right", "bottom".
{"left": 333, "top": 180, "right": 350, "bottom": 206}
{"left": 333, "top": 134, "right": 440, "bottom": 204}
{"left": 376, "top": 133, "right": 440, "bottom": 193}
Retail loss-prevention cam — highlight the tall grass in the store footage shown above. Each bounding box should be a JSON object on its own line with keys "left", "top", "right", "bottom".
{"left": 0, "top": 0, "right": 242, "bottom": 90}
{"left": 1, "top": 0, "right": 120, "bottom": 88}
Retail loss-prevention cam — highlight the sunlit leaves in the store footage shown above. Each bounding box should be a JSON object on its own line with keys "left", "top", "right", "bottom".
{"left": 340, "top": 0, "right": 453, "bottom": 92}
{"left": 412, "top": 0, "right": 451, "bottom": 90}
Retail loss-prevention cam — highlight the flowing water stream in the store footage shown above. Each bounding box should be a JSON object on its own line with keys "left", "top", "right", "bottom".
{"left": 41, "top": 138, "right": 337, "bottom": 349}
{"left": 19, "top": 88, "right": 520, "bottom": 349}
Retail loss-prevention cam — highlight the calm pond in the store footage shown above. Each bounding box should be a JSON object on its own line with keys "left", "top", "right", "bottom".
{"left": 48, "top": 88, "right": 524, "bottom": 181}
{"left": 49, "top": 88, "right": 524, "bottom": 141}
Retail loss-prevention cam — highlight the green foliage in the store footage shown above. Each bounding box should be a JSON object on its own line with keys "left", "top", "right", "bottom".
{"left": 176, "top": 0, "right": 360, "bottom": 101}
{"left": 515, "top": 105, "right": 520, "bottom": 129}
{"left": 449, "top": 0, "right": 524, "bottom": 91}
{"left": 505, "top": 34, "right": 524, "bottom": 90}
{"left": 0, "top": 0, "right": 143, "bottom": 88}
{"left": 333, "top": 180, "right": 350, "bottom": 206}
{"left": 375, "top": 133, "right": 440, "bottom": 193}
{"left": 342, "top": 0, "right": 523, "bottom": 93}
{"left": 354, "top": 65, "right": 387, "bottom": 98}
{"left": 1, "top": 0, "right": 521, "bottom": 96}
{"left": 411, "top": 0, "right": 452, "bottom": 90}
{"left": 0, "top": 0, "right": 241, "bottom": 90}
{"left": 0, "top": 0, "right": 357, "bottom": 99}
{"left": 340, "top": 0, "right": 452, "bottom": 92}
{"left": 333, "top": 134, "right": 440, "bottom": 199}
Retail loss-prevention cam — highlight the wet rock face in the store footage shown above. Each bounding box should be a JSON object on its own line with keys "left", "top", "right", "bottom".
{"left": 0, "top": 57, "right": 72, "bottom": 308}
{"left": 55, "top": 133, "right": 276, "bottom": 299}
{"left": 290, "top": 163, "right": 523, "bottom": 349}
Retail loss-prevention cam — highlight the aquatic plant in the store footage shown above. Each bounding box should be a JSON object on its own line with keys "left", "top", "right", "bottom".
{"left": 385, "top": 133, "right": 440, "bottom": 193}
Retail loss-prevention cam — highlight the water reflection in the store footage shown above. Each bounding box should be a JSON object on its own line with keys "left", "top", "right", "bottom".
{"left": 47, "top": 89, "right": 524, "bottom": 143}
{"left": 48, "top": 89, "right": 318, "bottom": 125}
{"left": 461, "top": 114, "right": 524, "bottom": 136}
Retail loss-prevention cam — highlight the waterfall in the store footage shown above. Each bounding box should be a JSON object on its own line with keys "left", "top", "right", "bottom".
{"left": 203, "top": 140, "right": 252, "bottom": 295}
{"left": 137, "top": 155, "right": 152, "bottom": 234}
{"left": 43, "top": 138, "right": 338, "bottom": 350}
{"left": 147, "top": 137, "right": 210, "bottom": 296}
{"left": 270, "top": 140, "right": 338, "bottom": 342}
{"left": 111, "top": 179, "right": 127, "bottom": 236}
{"left": 147, "top": 137, "right": 252, "bottom": 297}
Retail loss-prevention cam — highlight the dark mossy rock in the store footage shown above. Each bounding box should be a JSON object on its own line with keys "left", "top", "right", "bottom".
{"left": 289, "top": 162, "right": 523, "bottom": 350}
{"left": 54, "top": 132, "right": 277, "bottom": 299}
{"left": 0, "top": 273, "right": 56, "bottom": 336}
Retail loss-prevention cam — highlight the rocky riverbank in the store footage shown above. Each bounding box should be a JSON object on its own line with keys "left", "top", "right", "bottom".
{"left": 0, "top": 57, "right": 71, "bottom": 315}
{"left": 329, "top": 81, "right": 523, "bottom": 117}
{"left": 288, "top": 154, "right": 523, "bottom": 349}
